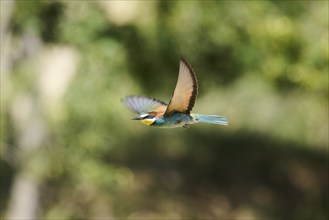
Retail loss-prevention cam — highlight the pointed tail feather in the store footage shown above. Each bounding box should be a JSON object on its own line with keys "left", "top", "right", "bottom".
{"left": 191, "top": 114, "right": 228, "bottom": 126}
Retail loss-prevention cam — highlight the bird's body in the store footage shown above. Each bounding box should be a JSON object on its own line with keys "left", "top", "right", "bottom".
{"left": 150, "top": 112, "right": 193, "bottom": 128}
{"left": 122, "top": 58, "right": 228, "bottom": 128}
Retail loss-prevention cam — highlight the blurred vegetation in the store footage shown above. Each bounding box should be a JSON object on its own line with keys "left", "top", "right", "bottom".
{"left": 1, "top": 1, "right": 328, "bottom": 219}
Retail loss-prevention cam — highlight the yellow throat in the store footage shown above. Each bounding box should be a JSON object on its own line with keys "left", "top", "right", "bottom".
{"left": 140, "top": 118, "right": 155, "bottom": 126}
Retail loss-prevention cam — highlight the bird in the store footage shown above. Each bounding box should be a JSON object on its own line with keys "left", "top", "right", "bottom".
{"left": 122, "top": 58, "right": 228, "bottom": 128}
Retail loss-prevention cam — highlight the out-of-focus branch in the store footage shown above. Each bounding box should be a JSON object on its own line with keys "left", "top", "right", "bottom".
{"left": 1, "top": 1, "right": 76, "bottom": 219}
{"left": 1, "top": 1, "right": 43, "bottom": 218}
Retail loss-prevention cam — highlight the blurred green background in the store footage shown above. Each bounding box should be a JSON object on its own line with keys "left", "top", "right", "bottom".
{"left": 1, "top": 1, "right": 328, "bottom": 219}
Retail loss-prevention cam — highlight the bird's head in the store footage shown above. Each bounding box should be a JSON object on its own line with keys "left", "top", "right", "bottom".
{"left": 132, "top": 113, "right": 156, "bottom": 126}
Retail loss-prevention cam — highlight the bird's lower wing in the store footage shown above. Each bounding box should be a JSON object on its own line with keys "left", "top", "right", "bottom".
{"left": 122, "top": 95, "right": 167, "bottom": 117}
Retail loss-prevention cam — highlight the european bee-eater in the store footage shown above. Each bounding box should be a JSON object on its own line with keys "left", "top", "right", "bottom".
{"left": 122, "top": 58, "right": 228, "bottom": 128}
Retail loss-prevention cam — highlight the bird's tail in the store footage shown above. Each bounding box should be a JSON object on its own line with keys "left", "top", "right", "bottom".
{"left": 191, "top": 114, "right": 228, "bottom": 126}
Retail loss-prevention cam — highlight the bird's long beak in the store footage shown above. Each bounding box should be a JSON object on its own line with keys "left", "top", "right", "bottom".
{"left": 132, "top": 116, "right": 142, "bottom": 120}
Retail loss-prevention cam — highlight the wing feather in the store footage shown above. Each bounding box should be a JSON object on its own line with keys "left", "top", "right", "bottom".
{"left": 164, "top": 58, "right": 198, "bottom": 116}
{"left": 122, "top": 96, "right": 167, "bottom": 117}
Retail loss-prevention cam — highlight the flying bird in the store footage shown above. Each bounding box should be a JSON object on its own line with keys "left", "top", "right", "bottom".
{"left": 122, "top": 58, "right": 228, "bottom": 128}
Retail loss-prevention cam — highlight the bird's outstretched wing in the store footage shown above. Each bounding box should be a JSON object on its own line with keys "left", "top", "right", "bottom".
{"left": 164, "top": 58, "right": 198, "bottom": 116}
{"left": 122, "top": 96, "right": 167, "bottom": 117}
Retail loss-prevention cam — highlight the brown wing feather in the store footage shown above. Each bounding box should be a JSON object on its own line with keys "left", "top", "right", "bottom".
{"left": 164, "top": 58, "right": 198, "bottom": 116}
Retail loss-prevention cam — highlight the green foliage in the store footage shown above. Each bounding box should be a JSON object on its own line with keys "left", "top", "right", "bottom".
{"left": 1, "top": 1, "right": 328, "bottom": 219}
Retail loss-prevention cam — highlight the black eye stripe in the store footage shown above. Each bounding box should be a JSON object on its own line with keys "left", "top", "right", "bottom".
{"left": 143, "top": 114, "right": 155, "bottom": 119}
